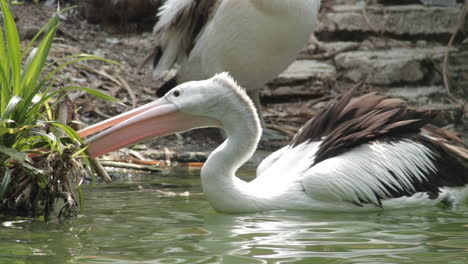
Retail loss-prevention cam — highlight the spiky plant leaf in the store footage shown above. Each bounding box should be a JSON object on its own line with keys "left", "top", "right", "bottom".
{"left": 0, "top": 167, "right": 11, "bottom": 199}
{"left": 0, "top": 0, "right": 21, "bottom": 95}
{"left": 20, "top": 14, "right": 58, "bottom": 93}
{"left": 0, "top": 146, "right": 42, "bottom": 175}
{"left": 0, "top": 96, "right": 22, "bottom": 124}
{"left": 0, "top": 146, "right": 30, "bottom": 163}
{"left": 0, "top": 0, "right": 119, "bottom": 219}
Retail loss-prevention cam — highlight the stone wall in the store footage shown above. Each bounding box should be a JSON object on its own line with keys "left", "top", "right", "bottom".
{"left": 266, "top": 0, "right": 467, "bottom": 131}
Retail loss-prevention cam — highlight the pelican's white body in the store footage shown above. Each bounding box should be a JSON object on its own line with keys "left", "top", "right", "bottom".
{"left": 200, "top": 113, "right": 467, "bottom": 213}
{"left": 165, "top": 75, "right": 468, "bottom": 213}
{"left": 205, "top": 142, "right": 468, "bottom": 213}
{"left": 155, "top": 0, "right": 321, "bottom": 92}
{"left": 83, "top": 74, "right": 468, "bottom": 213}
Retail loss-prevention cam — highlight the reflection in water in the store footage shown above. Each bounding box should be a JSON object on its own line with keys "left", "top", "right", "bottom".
{"left": 199, "top": 211, "right": 437, "bottom": 263}
{"left": 1, "top": 171, "right": 468, "bottom": 264}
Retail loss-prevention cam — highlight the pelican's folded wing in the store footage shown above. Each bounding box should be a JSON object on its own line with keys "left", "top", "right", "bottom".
{"left": 302, "top": 137, "right": 468, "bottom": 208}
{"left": 151, "top": 0, "right": 219, "bottom": 77}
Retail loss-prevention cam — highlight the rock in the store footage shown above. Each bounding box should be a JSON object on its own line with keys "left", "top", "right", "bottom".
{"left": 448, "top": 50, "right": 468, "bottom": 80}
{"left": 318, "top": 4, "right": 464, "bottom": 35}
{"left": 318, "top": 41, "right": 361, "bottom": 52}
{"left": 380, "top": 87, "right": 462, "bottom": 127}
{"left": 264, "top": 60, "right": 336, "bottom": 96}
{"left": 19, "top": 25, "right": 41, "bottom": 40}
{"left": 378, "top": 0, "right": 459, "bottom": 6}
{"left": 275, "top": 60, "right": 336, "bottom": 84}
{"left": 146, "top": 150, "right": 209, "bottom": 163}
{"left": 334, "top": 47, "right": 450, "bottom": 85}
{"left": 382, "top": 87, "right": 464, "bottom": 127}
{"left": 419, "top": 0, "right": 458, "bottom": 6}
{"left": 262, "top": 84, "right": 322, "bottom": 97}
{"left": 382, "top": 86, "right": 448, "bottom": 104}
{"left": 300, "top": 40, "right": 361, "bottom": 59}
{"left": 423, "top": 103, "right": 465, "bottom": 127}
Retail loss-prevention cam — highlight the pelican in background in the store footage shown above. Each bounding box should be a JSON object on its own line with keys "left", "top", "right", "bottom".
{"left": 148, "top": 0, "right": 321, "bottom": 139}
{"left": 78, "top": 74, "right": 468, "bottom": 213}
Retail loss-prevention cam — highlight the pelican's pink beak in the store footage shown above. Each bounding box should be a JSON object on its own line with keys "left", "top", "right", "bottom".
{"left": 78, "top": 98, "right": 220, "bottom": 157}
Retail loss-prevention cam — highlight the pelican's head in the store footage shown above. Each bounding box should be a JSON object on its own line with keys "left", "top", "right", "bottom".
{"left": 78, "top": 73, "right": 256, "bottom": 157}
{"left": 166, "top": 72, "right": 257, "bottom": 121}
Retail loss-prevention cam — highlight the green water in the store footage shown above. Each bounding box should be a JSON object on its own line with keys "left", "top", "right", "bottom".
{"left": 1, "top": 169, "right": 468, "bottom": 264}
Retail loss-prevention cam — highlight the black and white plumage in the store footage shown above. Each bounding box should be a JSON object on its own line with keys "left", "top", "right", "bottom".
{"left": 288, "top": 89, "right": 468, "bottom": 207}
{"left": 79, "top": 74, "right": 468, "bottom": 213}
{"left": 149, "top": 0, "right": 321, "bottom": 135}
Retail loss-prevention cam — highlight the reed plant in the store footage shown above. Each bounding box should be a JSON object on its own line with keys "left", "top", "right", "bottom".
{"left": 0, "top": 0, "right": 117, "bottom": 220}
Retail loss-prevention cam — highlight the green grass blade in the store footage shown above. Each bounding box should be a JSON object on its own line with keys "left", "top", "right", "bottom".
{"left": 21, "top": 13, "right": 59, "bottom": 94}
{"left": 0, "top": 127, "right": 16, "bottom": 137}
{"left": 44, "top": 55, "right": 119, "bottom": 82}
{"left": 0, "top": 125, "right": 34, "bottom": 139}
{"left": 0, "top": 145, "right": 44, "bottom": 174}
{"left": 0, "top": 16, "right": 8, "bottom": 96}
{"left": 46, "top": 121, "right": 83, "bottom": 143}
{"left": 32, "top": 130, "right": 57, "bottom": 141}
{"left": 0, "top": 167, "right": 11, "bottom": 199}
{"left": 63, "top": 86, "right": 120, "bottom": 102}
{"left": 71, "top": 147, "right": 88, "bottom": 159}
{"left": 0, "top": 145, "right": 31, "bottom": 163}
{"left": 18, "top": 81, "right": 49, "bottom": 125}
{"left": 22, "top": 56, "right": 119, "bottom": 118}
{"left": 28, "top": 87, "right": 119, "bottom": 123}
{"left": 0, "top": 17, "right": 7, "bottom": 73}
{"left": 0, "top": 0, "right": 21, "bottom": 95}
{"left": 21, "top": 47, "right": 37, "bottom": 80}
{"left": 0, "top": 64, "right": 10, "bottom": 114}
{"left": 0, "top": 96, "right": 22, "bottom": 124}
{"left": 46, "top": 53, "right": 118, "bottom": 69}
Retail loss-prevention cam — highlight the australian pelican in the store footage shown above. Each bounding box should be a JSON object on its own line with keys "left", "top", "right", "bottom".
{"left": 78, "top": 73, "right": 468, "bottom": 213}
{"left": 148, "top": 0, "right": 321, "bottom": 138}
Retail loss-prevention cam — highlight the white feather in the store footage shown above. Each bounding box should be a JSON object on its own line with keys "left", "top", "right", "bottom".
{"left": 302, "top": 140, "right": 438, "bottom": 205}
{"left": 152, "top": 0, "right": 321, "bottom": 91}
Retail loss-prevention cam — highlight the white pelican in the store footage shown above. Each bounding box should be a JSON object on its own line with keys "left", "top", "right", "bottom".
{"left": 78, "top": 73, "right": 468, "bottom": 213}
{"left": 149, "top": 0, "right": 321, "bottom": 138}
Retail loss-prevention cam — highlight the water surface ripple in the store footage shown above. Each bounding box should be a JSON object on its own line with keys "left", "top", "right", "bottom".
{"left": 1, "top": 171, "right": 468, "bottom": 264}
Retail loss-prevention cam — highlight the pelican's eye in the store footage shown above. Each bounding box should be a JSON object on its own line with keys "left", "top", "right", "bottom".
{"left": 172, "top": 89, "right": 182, "bottom": 97}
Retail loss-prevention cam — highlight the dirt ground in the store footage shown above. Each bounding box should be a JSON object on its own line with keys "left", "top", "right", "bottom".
{"left": 13, "top": 2, "right": 468, "bottom": 164}
{"left": 13, "top": 3, "right": 331, "bottom": 159}
{"left": 15, "top": 4, "right": 225, "bottom": 156}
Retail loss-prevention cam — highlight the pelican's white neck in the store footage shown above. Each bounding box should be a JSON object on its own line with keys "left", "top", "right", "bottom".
{"left": 200, "top": 103, "right": 262, "bottom": 212}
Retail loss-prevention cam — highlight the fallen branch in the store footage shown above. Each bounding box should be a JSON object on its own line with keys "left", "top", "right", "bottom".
{"left": 114, "top": 70, "right": 137, "bottom": 109}
{"left": 361, "top": 4, "right": 383, "bottom": 34}
{"left": 55, "top": 93, "right": 112, "bottom": 184}
{"left": 305, "top": 95, "right": 334, "bottom": 109}
{"left": 267, "top": 124, "right": 298, "bottom": 137}
{"left": 299, "top": 44, "right": 360, "bottom": 61}
{"left": 57, "top": 28, "right": 79, "bottom": 42}
{"left": 98, "top": 160, "right": 163, "bottom": 172}
{"left": 90, "top": 157, "right": 113, "bottom": 183}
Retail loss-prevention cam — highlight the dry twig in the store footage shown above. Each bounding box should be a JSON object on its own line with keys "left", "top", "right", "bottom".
{"left": 90, "top": 157, "right": 113, "bottom": 183}
{"left": 443, "top": 1, "right": 468, "bottom": 98}
{"left": 361, "top": 5, "right": 382, "bottom": 34}
{"left": 75, "top": 63, "right": 137, "bottom": 108}
{"left": 299, "top": 44, "right": 360, "bottom": 61}
{"left": 99, "top": 160, "right": 163, "bottom": 172}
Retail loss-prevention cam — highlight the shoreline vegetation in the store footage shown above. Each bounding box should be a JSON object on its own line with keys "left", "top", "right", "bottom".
{"left": 0, "top": 1, "right": 116, "bottom": 220}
